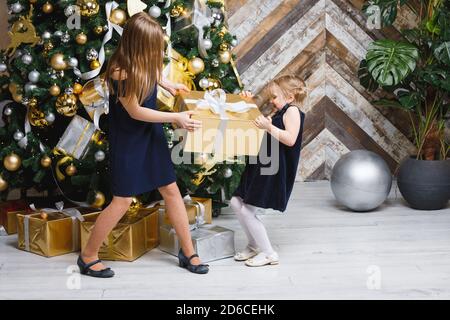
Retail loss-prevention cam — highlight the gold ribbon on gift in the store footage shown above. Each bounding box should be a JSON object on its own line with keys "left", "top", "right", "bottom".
{"left": 24, "top": 202, "right": 84, "bottom": 252}
{"left": 52, "top": 148, "right": 73, "bottom": 181}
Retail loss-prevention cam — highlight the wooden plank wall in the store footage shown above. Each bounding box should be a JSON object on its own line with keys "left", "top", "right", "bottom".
{"left": 227, "top": 0, "right": 418, "bottom": 181}
{"left": 0, "top": 0, "right": 9, "bottom": 49}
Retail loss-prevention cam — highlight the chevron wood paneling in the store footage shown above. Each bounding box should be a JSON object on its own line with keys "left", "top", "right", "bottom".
{"left": 227, "top": 0, "right": 418, "bottom": 181}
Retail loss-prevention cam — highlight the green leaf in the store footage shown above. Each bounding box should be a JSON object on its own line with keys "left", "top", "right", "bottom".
{"left": 366, "top": 39, "right": 419, "bottom": 86}
{"left": 434, "top": 41, "right": 450, "bottom": 65}
{"left": 358, "top": 60, "right": 380, "bottom": 92}
{"left": 373, "top": 98, "right": 404, "bottom": 109}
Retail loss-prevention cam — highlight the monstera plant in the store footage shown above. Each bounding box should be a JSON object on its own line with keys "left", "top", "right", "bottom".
{"left": 359, "top": 0, "right": 450, "bottom": 210}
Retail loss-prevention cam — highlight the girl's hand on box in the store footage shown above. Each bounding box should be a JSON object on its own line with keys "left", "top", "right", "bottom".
{"left": 239, "top": 91, "right": 254, "bottom": 101}
{"left": 254, "top": 115, "right": 272, "bottom": 131}
{"left": 175, "top": 111, "right": 202, "bottom": 132}
{"left": 168, "top": 83, "right": 191, "bottom": 96}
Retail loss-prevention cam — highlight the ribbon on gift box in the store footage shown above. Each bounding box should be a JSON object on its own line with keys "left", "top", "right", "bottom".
{"left": 184, "top": 89, "right": 257, "bottom": 155}
{"left": 80, "top": 76, "right": 109, "bottom": 131}
{"left": 147, "top": 195, "right": 206, "bottom": 229}
{"left": 23, "top": 202, "right": 84, "bottom": 252}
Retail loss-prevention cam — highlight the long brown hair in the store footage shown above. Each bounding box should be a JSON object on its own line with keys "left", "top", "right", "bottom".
{"left": 267, "top": 74, "right": 308, "bottom": 108}
{"left": 106, "top": 12, "right": 164, "bottom": 105}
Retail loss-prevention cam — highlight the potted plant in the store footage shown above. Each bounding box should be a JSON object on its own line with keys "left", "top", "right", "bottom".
{"left": 359, "top": 0, "right": 449, "bottom": 210}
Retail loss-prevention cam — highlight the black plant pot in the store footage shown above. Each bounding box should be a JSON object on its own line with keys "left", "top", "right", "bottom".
{"left": 397, "top": 157, "right": 450, "bottom": 210}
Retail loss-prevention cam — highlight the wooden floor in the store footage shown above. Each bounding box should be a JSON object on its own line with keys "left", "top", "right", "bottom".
{"left": 1, "top": 181, "right": 449, "bottom": 300}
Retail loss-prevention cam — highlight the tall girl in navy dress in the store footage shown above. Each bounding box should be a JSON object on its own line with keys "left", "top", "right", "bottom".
{"left": 78, "top": 13, "right": 208, "bottom": 277}
{"left": 231, "top": 75, "right": 307, "bottom": 267}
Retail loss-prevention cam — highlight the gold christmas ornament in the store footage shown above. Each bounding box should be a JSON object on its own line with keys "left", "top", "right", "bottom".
{"left": 40, "top": 155, "right": 52, "bottom": 168}
{"left": 49, "top": 84, "right": 61, "bottom": 96}
{"left": 28, "top": 103, "right": 48, "bottom": 127}
{"left": 93, "top": 25, "right": 104, "bottom": 35}
{"left": 218, "top": 50, "right": 232, "bottom": 64}
{"left": 109, "top": 8, "right": 127, "bottom": 26}
{"left": 43, "top": 41, "right": 54, "bottom": 56}
{"left": 4, "top": 153, "right": 22, "bottom": 172}
{"left": 128, "top": 197, "right": 143, "bottom": 214}
{"left": 0, "top": 175, "right": 8, "bottom": 192}
{"left": 187, "top": 57, "right": 205, "bottom": 75}
{"left": 90, "top": 59, "right": 101, "bottom": 70}
{"left": 219, "top": 43, "right": 229, "bottom": 51}
{"left": 75, "top": 32, "right": 88, "bottom": 45}
{"left": 28, "top": 97, "right": 38, "bottom": 108}
{"left": 73, "top": 83, "right": 83, "bottom": 94}
{"left": 50, "top": 53, "right": 67, "bottom": 70}
{"left": 65, "top": 164, "right": 77, "bottom": 176}
{"left": 170, "top": 5, "right": 183, "bottom": 17}
{"left": 42, "top": 2, "right": 54, "bottom": 14}
{"left": 56, "top": 92, "right": 78, "bottom": 117}
{"left": 208, "top": 78, "right": 221, "bottom": 90}
{"left": 77, "top": 0, "right": 100, "bottom": 17}
{"left": 92, "top": 191, "right": 106, "bottom": 208}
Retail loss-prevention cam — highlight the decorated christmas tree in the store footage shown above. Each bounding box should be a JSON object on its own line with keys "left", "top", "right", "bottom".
{"left": 0, "top": 0, "right": 245, "bottom": 214}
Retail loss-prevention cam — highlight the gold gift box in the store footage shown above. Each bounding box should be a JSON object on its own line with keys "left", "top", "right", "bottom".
{"left": 80, "top": 208, "right": 159, "bottom": 262}
{"left": 174, "top": 91, "right": 265, "bottom": 159}
{"left": 0, "top": 200, "right": 32, "bottom": 235}
{"left": 17, "top": 207, "right": 95, "bottom": 257}
{"left": 157, "top": 197, "right": 212, "bottom": 227}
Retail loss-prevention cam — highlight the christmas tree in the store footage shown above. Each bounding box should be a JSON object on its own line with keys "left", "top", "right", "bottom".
{"left": 0, "top": 0, "right": 245, "bottom": 214}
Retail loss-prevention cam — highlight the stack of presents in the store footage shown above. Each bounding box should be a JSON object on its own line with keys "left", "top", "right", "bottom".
{"left": 0, "top": 84, "right": 266, "bottom": 262}
{"left": 0, "top": 196, "right": 234, "bottom": 262}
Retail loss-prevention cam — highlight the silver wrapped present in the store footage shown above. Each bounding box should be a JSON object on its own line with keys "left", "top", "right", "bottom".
{"left": 159, "top": 224, "right": 235, "bottom": 263}
{"left": 55, "top": 115, "right": 97, "bottom": 159}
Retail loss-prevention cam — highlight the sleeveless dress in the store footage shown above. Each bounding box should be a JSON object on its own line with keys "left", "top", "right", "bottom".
{"left": 233, "top": 104, "right": 305, "bottom": 212}
{"left": 108, "top": 80, "right": 176, "bottom": 196}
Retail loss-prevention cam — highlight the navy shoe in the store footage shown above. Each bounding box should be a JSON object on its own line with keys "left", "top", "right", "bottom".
{"left": 178, "top": 249, "right": 209, "bottom": 274}
{"left": 77, "top": 255, "right": 115, "bottom": 278}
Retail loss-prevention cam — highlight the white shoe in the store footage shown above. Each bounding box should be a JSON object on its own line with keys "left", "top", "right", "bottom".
{"left": 245, "top": 252, "right": 279, "bottom": 267}
{"left": 234, "top": 246, "right": 258, "bottom": 261}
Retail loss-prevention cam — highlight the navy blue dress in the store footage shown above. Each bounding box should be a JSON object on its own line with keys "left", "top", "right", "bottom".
{"left": 233, "top": 104, "right": 305, "bottom": 212}
{"left": 108, "top": 80, "right": 176, "bottom": 196}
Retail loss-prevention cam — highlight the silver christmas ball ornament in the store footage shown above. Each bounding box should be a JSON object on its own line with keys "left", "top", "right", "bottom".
{"left": 148, "top": 5, "right": 161, "bottom": 18}
{"left": 64, "top": 5, "right": 77, "bottom": 17}
{"left": 68, "top": 57, "right": 78, "bottom": 68}
{"left": 199, "top": 78, "right": 210, "bottom": 89}
{"left": 54, "top": 30, "right": 63, "bottom": 38}
{"left": 4, "top": 107, "right": 12, "bottom": 116}
{"left": 28, "top": 70, "right": 40, "bottom": 83}
{"left": 0, "top": 63, "right": 7, "bottom": 73}
{"left": 21, "top": 54, "right": 33, "bottom": 65}
{"left": 45, "top": 112, "right": 56, "bottom": 124}
{"left": 61, "top": 32, "right": 70, "bottom": 43}
{"left": 24, "top": 82, "right": 37, "bottom": 93}
{"left": 223, "top": 167, "right": 233, "bottom": 178}
{"left": 211, "top": 58, "right": 219, "bottom": 67}
{"left": 94, "top": 150, "right": 105, "bottom": 162}
{"left": 13, "top": 130, "right": 24, "bottom": 141}
{"left": 86, "top": 48, "right": 99, "bottom": 61}
{"left": 202, "top": 38, "right": 213, "bottom": 50}
{"left": 11, "top": 2, "right": 23, "bottom": 14}
{"left": 231, "top": 38, "right": 238, "bottom": 47}
{"left": 42, "top": 31, "right": 52, "bottom": 40}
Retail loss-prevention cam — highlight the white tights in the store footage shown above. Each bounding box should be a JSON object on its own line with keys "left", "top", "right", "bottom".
{"left": 230, "top": 196, "right": 275, "bottom": 255}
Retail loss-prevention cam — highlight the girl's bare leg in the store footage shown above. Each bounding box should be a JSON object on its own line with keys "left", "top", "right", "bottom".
{"left": 158, "top": 182, "right": 201, "bottom": 265}
{"left": 81, "top": 196, "right": 132, "bottom": 271}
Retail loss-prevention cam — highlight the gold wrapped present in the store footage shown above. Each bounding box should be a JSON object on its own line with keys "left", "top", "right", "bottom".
{"left": 151, "top": 196, "right": 212, "bottom": 227}
{"left": 0, "top": 200, "right": 32, "bottom": 235}
{"left": 157, "top": 49, "right": 196, "bottom": 111}
{"left": 55, "top": 115, "right": 99, "bottom": 160}
{"left": 80, "top": 208, "right": 159, "bottom": 262}
{"left": 175, "top": 89, "right": 265, "bottom": 160}
{"left": 17, "top": 204, "right": 94, "bottom": 257}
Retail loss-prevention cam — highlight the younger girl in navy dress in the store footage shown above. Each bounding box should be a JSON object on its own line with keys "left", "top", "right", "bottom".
{"left": 77, "top": 13, "right": 208, "bottom": 277}
{"left": 231, "top": 75, "right": 306, "bottom": 267}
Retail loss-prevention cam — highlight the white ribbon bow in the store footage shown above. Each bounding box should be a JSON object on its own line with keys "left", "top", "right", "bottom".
{"left": 91, "top": 77, "right": 109, "bottom": 130}
{"left": 193, "top": 0, "right": 213, "bottom": 58}
{"left": 190, "top": 89, "right": 257, "bottom": 119}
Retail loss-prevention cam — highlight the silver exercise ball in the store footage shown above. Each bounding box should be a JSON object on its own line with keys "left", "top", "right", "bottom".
{"left": 330, "top": 150, "right": 392, "bottom": 211}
